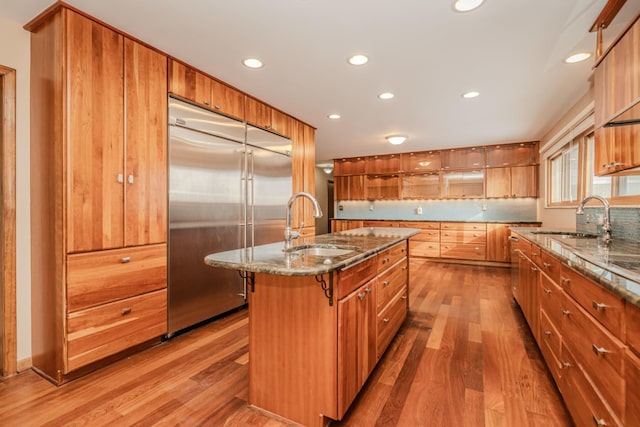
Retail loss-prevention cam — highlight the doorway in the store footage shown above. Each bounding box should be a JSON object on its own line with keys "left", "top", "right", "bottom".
{"left": 0, "top": 65, "right": 17, "bottom": 377}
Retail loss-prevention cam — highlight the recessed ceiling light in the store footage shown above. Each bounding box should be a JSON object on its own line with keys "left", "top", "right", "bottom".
{"left": 462, "top": 91, "right": 480, "bottom": 98}
{"left": 242, "top": 58, "right": 263, "bottom": 69}
{"left": 378, "top": 92, "right": 395, "bottom": 100}
{"left": 386, "top": 135, "right": 407, "bottom": 145}
{"left": 453, "top": 0, "right": 484, "bottom": 12}
{"left": 564, "top": 52, "right": 591, "bottom": 64}
{"left": 328, "top": 114, "right": 341, "bottom": 119}
{"left": 348, "top": 54, "right": 369, "bottom": 66}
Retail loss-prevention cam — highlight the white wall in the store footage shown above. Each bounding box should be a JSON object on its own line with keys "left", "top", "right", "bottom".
{"left": 0, "top": 17, "right": 31, "bottom": 366}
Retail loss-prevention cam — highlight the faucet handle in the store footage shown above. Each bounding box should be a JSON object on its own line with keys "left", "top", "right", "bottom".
{"left": 293, "top": 222, "right": 304, "bottom": 239}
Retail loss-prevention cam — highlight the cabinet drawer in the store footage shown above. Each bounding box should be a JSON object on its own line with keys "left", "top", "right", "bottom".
{"left": 540, "top": 309, "right": 561, "bottom": 358}
{"left": 399, "top": 221, "right": 440, "bottom": 230}
{"left": 409, "top": 241, "right": 440, "bottom": 258}
{"left": 67, "top": 289, "right": 167, "bottom": 372}
{"left": 627, "top": 303, "right": 640, "bottom": 355}
{"left": 363, "top": 220, "right": 398, "bottom": 228}
{"left": 336, "top": 256, "right": 377, "bottom": 299}
{"left": 561, "top": 295, "right": 625, "bottom": 417}
{"left": 410, "top": 230, "right": 440, "bottom": 242}
{"left": 560, "top": 265, "right": 625, "bottom": 338}
{"left": 376, "top": 259, "right": 408, "bottom": 313}
{"left": 378, "top": 242, "right": 407, "bottom": 271}
{"left": 377, "top": 286, "right": 407, "bottom": 360}
{"left": 626, "top": 350, "right": 640, "bottom": 427}
{"left": 539, "top": 324, "right": 563, "bottom": 385}
{"left": 440, "top": 230, "right": 486, "bottom": 243}
{"left": 528, "top": 243, "right": 544, "bottom": 268}
{"left": 440, "top": 243, "right": 486, "bottom": 260}
{"left": 540, "top": 251, "right": 561, "bottom": 284}
{"left": 560, "top": 345, "right": 623, "bottom": 427}
{"left": 441, "top": 222, "right": 486, "bottom": 232}
{"left": 539, "top": 274, "right": 563, "bottom": 329}
{"left": 67, "top": 244, "right": 167, "bottom": 312}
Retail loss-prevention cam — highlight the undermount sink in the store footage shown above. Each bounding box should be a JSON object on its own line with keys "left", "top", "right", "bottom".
{"left": 530, "top": 231, "right": 599, "bottom": 239}
{"left": 285, "top": 244, "right": 359, "bottom": 257}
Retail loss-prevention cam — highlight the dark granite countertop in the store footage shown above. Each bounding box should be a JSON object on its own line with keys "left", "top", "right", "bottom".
{"left": 204, "top": 227, "right": 421, "bottom": 277}
{"left": 512, "top": 227, "right": 640, "bottom": 308}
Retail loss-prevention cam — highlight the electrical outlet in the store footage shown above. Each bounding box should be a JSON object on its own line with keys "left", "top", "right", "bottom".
{"left": 369, "top": 203, "right": 374, "bottom": 211}
{"left": 482, "top": 203, "right": 487, "bottom": 211}
{"left": 416, "top": 206, "right": 422, "bottom": 215}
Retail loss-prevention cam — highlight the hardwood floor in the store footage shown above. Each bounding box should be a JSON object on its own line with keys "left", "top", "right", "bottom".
{"left": 0, "top": 260, "right": 572, "bottom": 426}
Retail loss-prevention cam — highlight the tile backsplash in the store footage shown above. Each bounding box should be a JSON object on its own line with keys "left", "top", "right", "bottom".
{"left": 576, "top": 207, "right": 640, "bottom": 242}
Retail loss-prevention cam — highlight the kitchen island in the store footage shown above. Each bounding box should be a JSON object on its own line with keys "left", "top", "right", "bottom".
{"left": 205, "top": 227, "right": 419, "bottom": 426}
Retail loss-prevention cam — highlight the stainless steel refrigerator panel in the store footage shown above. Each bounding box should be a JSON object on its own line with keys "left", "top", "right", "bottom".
{"left": 168, "top": 121, "right": 246, "bottom": 336}
{"left": 169, "top": 97, "right": 246, "bottom": 143}
{"left": 246, "top": 125, "right": 292, "bottom": 155}
{"left": 248, "top": 146, "right": 292, "bottom": 246}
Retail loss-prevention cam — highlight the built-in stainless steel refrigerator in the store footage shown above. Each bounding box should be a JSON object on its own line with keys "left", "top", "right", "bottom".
{"left": 167, "top": 97, "right": 292, "bottom": 336}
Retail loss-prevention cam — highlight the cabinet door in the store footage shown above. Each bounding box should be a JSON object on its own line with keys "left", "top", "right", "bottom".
{"left": 365, "top": 175, "right": 400, "bottom": 200}
{"left": 511, "top": 165, "right": 538, "bottom": 197}
{"left": 210, "top": 79, "right": 245, "bottom": 121}
{"left": 334, "top": 176, "right": 349, "bottom": 201}
{"left": 401, "top": 151, "right": 441, "bottom": 172}
{"left": 168, "top": 60, "right": 212, "bottom": 108}
{"left": 365, "top": 154, "right": 400, "bottom": 174}
{"left": 245, "top": 97, "right": 272, "bottom": 130}
{"left": 627, "top": 350, "right": 640, "bottom": 427}
{"left": 348, "top": 175, "right": 365, "bottom": 200}
{"left": 334, "top": 157, "right": 365, "bottom": 175}
{"left": 337, "top": 280, "right": 376, "bottom": 418}
{"left": 270, "top": 108, "right": 293, "bottom": 138}
{"left": 124, "top": 39, "right": 167, "bottom": 246}
{"left": 442, "top": 147, "right": 484, "bottom": 169}
{"left": 291, "top": 122, "right": 316, "bottom": 231}
{"left": 486, "top": 223, "right": 511, "bottom": 262}
{"left": 485, "top": 168, "right": 511, "bottom": 198}
{"left": 67, "top": 11, "right": 124, "bottom": 253}
{"left": 442, "top": 170, "right": 484, "bottom": 198}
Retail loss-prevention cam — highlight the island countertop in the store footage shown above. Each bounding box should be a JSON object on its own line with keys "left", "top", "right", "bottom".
{"left": 204, "top": 227, "right": 420, "bottom": 276}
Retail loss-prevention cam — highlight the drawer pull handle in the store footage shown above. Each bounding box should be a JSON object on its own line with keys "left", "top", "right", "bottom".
{"left": 543, "top": 288, "right": 552, "bottom": 295}
{"left": 592, "top": 344, "right": 608, "bottom": 356}
{"left": 401, "top": 266, "right": 407, "bottom": 271}
{"left": 402, "top": 295, "right": 407, "bottom": 300}
{"left": 531, "top": 252, "right": 538, "bottom": 257}
{"left": 562, "top": 309, "right": 571, "bottom": 316}
{"left": 592, "top": 301, "right": 607, "bottom": 312}
{"left": 592, "top": 415, "right": 607, "bottom": 426}
{"left": 383, "top": 317, "right": 390, "bottom": 323}
{"left": 543, "top": 330, "right": 552, "bottom": 336}
{"left": 365, "top": 287, "right": 372, "bottom": 294}
{"left": 121, "top": 308, "right": 132, "bottom": 315}
{"left": 543, "top": 262, "right": 552, "bottom": 269}
{"left": 383, "top": 281, "right": 390, "bottom": 287}
{"left": 121, "top": 257, "right": 131, "bottom": 263}
{"left": 561, "top": 361, "right": 572, "bottom": 369}
{"left": 530, "top": 267, "right": 538, "bottom": 272}
{"left": 358, "top": 292, "right": 366, "bottom": 300}
{"left": 561, "top": 277, "right": 570, "bottom": 285}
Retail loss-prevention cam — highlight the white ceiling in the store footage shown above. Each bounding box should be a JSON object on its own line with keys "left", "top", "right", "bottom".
{"left": 3, "top": 0, "right": 640, "bottom": 165}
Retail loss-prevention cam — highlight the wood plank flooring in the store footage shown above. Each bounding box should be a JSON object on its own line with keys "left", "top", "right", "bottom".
{"left": 0, "top": 260, "right": 572, "bottom": 426}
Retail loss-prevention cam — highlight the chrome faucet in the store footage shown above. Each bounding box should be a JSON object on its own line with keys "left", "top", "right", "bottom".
{"left": 576, "top": 195, "right": 611, "bottom": 242}
{"left": 284, "top": 192, "right": 323, "bottom": 250}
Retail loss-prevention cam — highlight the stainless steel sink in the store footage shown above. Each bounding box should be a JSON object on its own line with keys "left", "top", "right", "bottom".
{"left": 285, "top": 244, "right": 359, "bottom": 257}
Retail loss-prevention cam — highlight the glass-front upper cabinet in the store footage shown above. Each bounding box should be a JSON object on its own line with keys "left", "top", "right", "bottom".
{"left": 401, "top": 151, "right": 441, "bottom": 172}
{"left": 402, "top": 173, "right": 440, "bottom": 199}
{"left": 442, "top": 147, "right": 485, "bottom": 169}
{"left": 442, "top": 170, "right": 485, "bottom": 198}
{"left": 365, "top": 154, "right": 401, "bottom": 175}
{"left": 485, "top": 142, "right": 538, "bottom": 167}
{"left": 333, "top": 157, "right": 365, "bottom": 176}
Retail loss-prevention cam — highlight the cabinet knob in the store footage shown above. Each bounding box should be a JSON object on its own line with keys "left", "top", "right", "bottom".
{"left": 530, "top": 267, "right": 538, "bottom": 272}
{"left": 383, "top": 317, "right": 390, "bottom": 323}
{"left": 543, "top": 262, "right": 552, "bottom": 269}
{"left": 561, "top": 361, "right": 572, "bottom": 369}
{"left": 214, "top": 104, "right": 221, "bottom": 110}
{"left": 121, "top": 257, "right": 131, "bottom": 263}
{"left": 592, "top": 415, "right": 607, "bottom": 426}
{"left": 358, "top": 292, "right": 366, "bottom": 300}
{"left": 117, "top": 173, "right": 124, "bottom": 184}
{"left": 383, "top": 281, "right": 390, "bottom": 287}
{"left": 128, "top": 174, "right": 134, "bottom": 185}
{"left": 543, "top": 288, "right": 552, "bottom": 294}
{"left": 561, "top": 277, "right": 570, "bottom": 285}
{"left": 121, "top": 307, "right": 132, "bottom": 315}
{"left": 203, "top": 100, "right": 210, "bottom": 105}
{"left": 562, "top": 309, "right": 571, "bottom": 316}
{"left": 365, "top": 287, "right": 372, "bottom": 294}
{"left": 543, "top": 330, "right": 552, "bottom": 336}
{"left": 402, "top": 295, "right": 407, "bottom": 300}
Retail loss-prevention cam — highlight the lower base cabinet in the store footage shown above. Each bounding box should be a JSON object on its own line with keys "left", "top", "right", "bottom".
{"left": 248, "top": 241, "right": 409, "bottom": 426}
{"left": 626, "top": 350, "right": 640, "bottom": 426}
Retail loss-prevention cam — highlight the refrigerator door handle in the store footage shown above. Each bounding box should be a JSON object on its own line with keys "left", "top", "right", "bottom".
{"left": 248, "top": 150, "right": 255, "bottom": 249}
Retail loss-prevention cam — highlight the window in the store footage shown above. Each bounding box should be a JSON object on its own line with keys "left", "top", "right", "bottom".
{"left": 548, "top": 127, "right": 640, "bottom": 206}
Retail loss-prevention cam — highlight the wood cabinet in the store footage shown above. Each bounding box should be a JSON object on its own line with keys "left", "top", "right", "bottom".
{"left": 400, "top": 221, "right": 440, "bottom": 258}
{"left": 593, "top": 15, "right": 640, "bottom": 175}
{"left": 539, "top": 274, "right": 564, "bottom": 383}
{"left": 365, "top": 154, "right": 401, "bottom": 174}
{"left": 626, "top": 350, "right": 640, "bottom": 427}
{"left": 334, "top": 157, "right": 365, "bottom": 176}
{"left": 485, "top": 142, "right": 538, "bottom": 167}
{"left": 334, "top": 175, "right": 365, "bottom": 201}
{"left": 627, "top": 302, "right": 640, "bottom": 354}
{"left": 245, "top": 97, "right": 293, "bottom": 137}
{"left": 440, "top": 222, "right": 486, "bottom": 260}
{"left": 442, "top": 147, "right": 485, "bottom": 169}
{"left": 27, "top": 6, "right": 168, "bottom": 383}
{"left": 401, "top": 173, "right": 440, "bottom": 199}
{"left": 248, "top": 240, "right": 409, "bottom": 426}
{"left": 331, "top": 219, "right": 364, "bottom": 232}
{"left": 292, "top": 121, "right": 317, "bottom": 235}
{"left": 365, "top": 175, "right": 401, "bottom": 200}
{"left": 168, "top": 59, "right": 245, "bottom": 121}
{"left": 441, "top": 170, "right": 484, "bottom": 198}
{"left": 401, "top": 151, "right": 441, "bottom": 172}
{"left": 519, "top": 250, "right": 540, "bottom": 341}
{"left": 486, "top": 165, "right": 538, "bottom": 198}
{"left": 486, "top": 223, "right": 513, "bottom": 262}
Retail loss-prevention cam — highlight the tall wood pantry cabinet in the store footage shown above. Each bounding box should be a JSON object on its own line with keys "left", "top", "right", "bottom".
{"left": 27, "top": 5, "right": 168, "bottom": 383}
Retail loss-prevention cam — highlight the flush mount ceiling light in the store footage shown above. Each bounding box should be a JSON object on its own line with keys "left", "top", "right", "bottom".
{"left": 327, "top": 114, "right": 341, "bottom": 119}
{"left": 453, "top": 0, "right": 484, "bottom": 12}
{"left": 348, "top": 54, "right": 369, "bottom": 66}
{"left": 462, "top": 91, "right": 480, "bottom": 98}
{"left": 564, "top": 52, "right": 591, "bottom": 64}
{"left": 386, "top": 135, "right": 407, "bottom": 145}
{"left": 378, "top": 92, "right": 395, "bottom": 100}
{"left": 242, "top": 58, "right": 263, "bottom": 69}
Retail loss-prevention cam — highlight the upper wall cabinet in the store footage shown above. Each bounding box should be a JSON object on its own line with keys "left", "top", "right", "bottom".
{"left": 245, "top": 97, "right": 293, "bottom": 138}
{"left": 442, "top": 147, "right": 485, "bottom": 169}
{"left": 593, "top": 13, "right": 640, "bottom": 175}
{"left": 169, "top": 59, "right": 245, "bottom": 121}
{"left": 401, "top": 151, "right": 441, "bottom": 172}
{"left": 485, "top": 142, "right": 538, "bottom": 167}
{"left": 334, "top": 157, "right": 366, "bottom": 176}
{"left": 365, "top": 154, "right": 401, "bottom": 174}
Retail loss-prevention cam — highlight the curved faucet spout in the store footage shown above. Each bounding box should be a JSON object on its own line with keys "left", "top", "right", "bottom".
{"left": 284, "top": 192, "right": 323, "bottom": 250}
{"left": 576, "top": 195, "right": 611, "bottom": 242}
